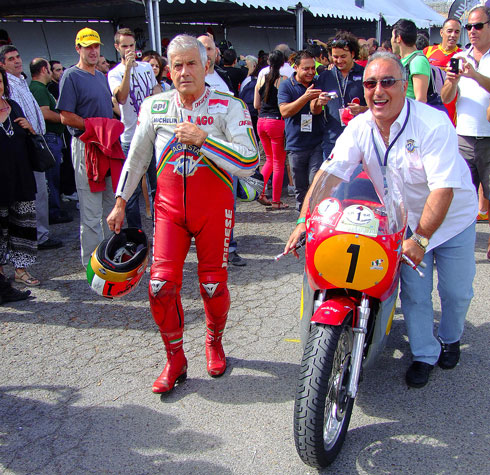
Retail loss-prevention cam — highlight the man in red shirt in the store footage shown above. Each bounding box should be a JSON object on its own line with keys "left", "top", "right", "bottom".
{"left": 424, "top": 18, "right": 462, "bottom": 125}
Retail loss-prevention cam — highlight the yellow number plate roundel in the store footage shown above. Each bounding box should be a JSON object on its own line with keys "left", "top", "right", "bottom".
{"left": 313, "top": 234, "right": 388, "bottom": 290}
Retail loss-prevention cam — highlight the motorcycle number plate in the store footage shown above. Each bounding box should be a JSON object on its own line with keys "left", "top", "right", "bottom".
{"left": 313, "top": 234, "right": 388, "bottom": 290}
{"left": 336, "top": 205, "right": 379, "bottom": 237}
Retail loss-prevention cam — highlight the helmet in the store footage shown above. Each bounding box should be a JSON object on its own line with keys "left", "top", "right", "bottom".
{"left": 87, "top": 228, "right": 149, "bottom": 299}
{"left": 237, "top": 177, "right": 259, "bottom": 202}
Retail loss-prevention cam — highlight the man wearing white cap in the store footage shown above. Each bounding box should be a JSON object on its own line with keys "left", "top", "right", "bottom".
{"left": 57, "top": 28, "right": 116, "bottom": 267}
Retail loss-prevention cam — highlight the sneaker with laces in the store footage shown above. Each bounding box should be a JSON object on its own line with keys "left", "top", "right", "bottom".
{"left": 438, "top": 338, "right": 460, "bottom": 369}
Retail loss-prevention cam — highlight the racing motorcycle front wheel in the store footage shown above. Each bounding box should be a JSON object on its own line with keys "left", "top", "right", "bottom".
{"left": 294, "top": 317, "right": 355, "bottom": 468}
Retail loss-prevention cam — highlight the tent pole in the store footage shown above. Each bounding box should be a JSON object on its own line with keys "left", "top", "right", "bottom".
{"left": 295, "top": 3, "right": 304, "bottom": 52}
{"left": 154, "top": 0, "right": 162, "bottom": 55}
{"left": 376, "top": 13, "right": 382, "bottom": 44}
{"left": 146, "top": 0, "right": 156, "bottom": 51}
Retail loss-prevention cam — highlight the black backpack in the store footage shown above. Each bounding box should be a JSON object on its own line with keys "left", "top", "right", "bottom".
{"left": 405, "top": 52, "right": 448, "bottom": 115}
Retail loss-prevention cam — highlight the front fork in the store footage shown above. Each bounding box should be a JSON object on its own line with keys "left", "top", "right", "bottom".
{"left": 347, "top": 294, "right": 370, "bottom": 398}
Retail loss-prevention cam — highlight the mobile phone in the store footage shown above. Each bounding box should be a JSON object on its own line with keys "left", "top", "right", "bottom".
{"left": 326, "top": 91, "right": 338, "bottom": 99}
{"left": 449, "top": 57, "right": 460, "bottom": 74}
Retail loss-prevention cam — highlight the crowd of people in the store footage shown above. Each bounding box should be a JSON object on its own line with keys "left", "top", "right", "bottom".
{"left": 1, "top": 6, "right": 489, "bottom": 390}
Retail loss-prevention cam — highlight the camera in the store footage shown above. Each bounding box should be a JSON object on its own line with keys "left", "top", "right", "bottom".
{"left": 135, "top": 50, "right": 143, "bottom": 59}
{"left": 449, "top": 57, "right": 460, "bottom": 74}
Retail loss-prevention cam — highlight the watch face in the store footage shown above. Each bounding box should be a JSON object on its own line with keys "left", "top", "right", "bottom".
{"left": 420, "top": 237, "right": 429, "bottom": 247}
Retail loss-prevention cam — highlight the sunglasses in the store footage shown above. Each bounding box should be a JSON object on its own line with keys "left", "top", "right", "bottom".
{"left": 331, "top": 39, "right": 349, "bottom": 48}
{"left": 464, "top": 20, "right": 489, "bottom": 31}
{"left": 363, "top": 77, "right": 404, "bottom": 90}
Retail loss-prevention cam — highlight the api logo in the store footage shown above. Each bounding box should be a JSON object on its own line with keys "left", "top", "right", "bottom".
{"left": 151, "top": 100, "right": 169, "bottom": 114}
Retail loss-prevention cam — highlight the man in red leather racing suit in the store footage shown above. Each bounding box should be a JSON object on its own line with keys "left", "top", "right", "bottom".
{"left": 107, "top": 34, "right": 258, "bottom": 393}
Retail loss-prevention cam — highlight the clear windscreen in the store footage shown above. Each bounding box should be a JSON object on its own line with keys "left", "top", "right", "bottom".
{"left": 308, "top": 166, "right": 406, "bottom": 236}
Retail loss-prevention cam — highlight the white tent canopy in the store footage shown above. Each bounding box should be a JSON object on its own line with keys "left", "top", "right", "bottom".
{"left": 180, "top": 0, "right": 445, "bottom": 28}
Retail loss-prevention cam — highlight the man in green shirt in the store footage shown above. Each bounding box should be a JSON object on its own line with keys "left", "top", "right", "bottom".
{"left": 392, "top": 19, "right": 430, "bottom": 102}
{"left": 29, "top": 58, "right": 72, "bottom": 224}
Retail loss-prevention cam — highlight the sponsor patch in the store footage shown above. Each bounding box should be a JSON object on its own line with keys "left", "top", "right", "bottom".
{"left": 208, "top": 98, "right": 229, "bottom": 114}
{"left": 406, "top": 139, "right": 417, "bottom": 153}
{"left": 151, "top": 100, "right": 169, "bottom": 114}
{"left": 152, "top": 117, "right": 178, "bottom": 124}
{"left": 370, "top": 259, "right": 384, "bottom": 270}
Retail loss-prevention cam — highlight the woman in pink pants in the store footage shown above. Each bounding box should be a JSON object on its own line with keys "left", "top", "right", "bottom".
{"left": 254, "top": 50, "right": 289, "bottom": 209}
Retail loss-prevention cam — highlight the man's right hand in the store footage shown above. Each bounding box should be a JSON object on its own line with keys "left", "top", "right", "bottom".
{"left": 304, "top": 84, "right": 323, "bottom": 102}
{"left": 107, "top": 197, "right": 127, "bottom": 234}
{"left": 284, "top": 223, "right": 306, "bottom": 259}
{"left": 125, "top": 50, "right": 136, "bottom": 69}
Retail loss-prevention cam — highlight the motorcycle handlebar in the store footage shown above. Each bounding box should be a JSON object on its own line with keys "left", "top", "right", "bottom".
{"left": 274, "top": 232, "right": 306, "bottom": 261}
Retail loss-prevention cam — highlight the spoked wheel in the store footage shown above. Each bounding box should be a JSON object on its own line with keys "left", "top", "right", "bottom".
{"left": 294, "top": 317, "right": 355, "bottom": 468}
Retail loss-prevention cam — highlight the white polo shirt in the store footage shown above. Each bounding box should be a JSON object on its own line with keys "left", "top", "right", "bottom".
{"left": 455, "top": 46, "right": 490, "bottom": 137}
{"left": 320, "top": 99, "right": 477, "bottom": 251}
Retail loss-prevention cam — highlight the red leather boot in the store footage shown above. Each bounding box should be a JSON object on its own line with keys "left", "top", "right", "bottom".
{"left": 152, "top": 331, "right": 188, "bottom": 393}
{"left": 205, "top": 323, "right": 226, "bottom": 377}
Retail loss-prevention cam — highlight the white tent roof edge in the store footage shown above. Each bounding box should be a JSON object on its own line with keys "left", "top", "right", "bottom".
{"left": 173, "top": 0, "right": 445, "bottom": 28}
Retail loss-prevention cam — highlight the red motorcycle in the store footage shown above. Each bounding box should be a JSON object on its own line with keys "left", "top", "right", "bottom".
{"left": 287, "top": 170, "right": 419, "bottom": 468}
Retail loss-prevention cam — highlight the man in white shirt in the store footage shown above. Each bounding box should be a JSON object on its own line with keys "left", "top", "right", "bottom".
{"left": 197, "top": 34, "right": 232, "bottom": 94}
{"left": 441, "top": 5, "right": 490, "bottom": 260}
{"left": 257, "top": 43, "right": 295, "bottom": 81}
{"left": 286, "top": 52, "right": 477, "bottom": 389}
{"left": 108, "top": 27, "right": 161, "bottom": 229}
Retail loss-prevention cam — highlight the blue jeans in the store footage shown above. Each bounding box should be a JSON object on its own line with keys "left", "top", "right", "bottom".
{"left": 44, "top": 132, "right": 63, "bottom": 219}
{"left": 121, "top": 142, "right": 157, "bottom": 229}
{"left": 400, "top": 223, "right": 476, "bottom": 365}
{"left": 288, "top": 144, "right": 323, "bottom": 211}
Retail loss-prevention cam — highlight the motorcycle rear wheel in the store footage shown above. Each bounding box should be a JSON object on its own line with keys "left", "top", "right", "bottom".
{"left": 294, "top": 318, "right": 355, "bottom": 468}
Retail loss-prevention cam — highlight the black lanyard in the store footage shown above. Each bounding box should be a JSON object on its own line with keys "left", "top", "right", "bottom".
{"left": 334, "top": 67, "right": 349, "bottom": 107}
{"left": 372, "top": 100, "right": 411, "bottom": 168}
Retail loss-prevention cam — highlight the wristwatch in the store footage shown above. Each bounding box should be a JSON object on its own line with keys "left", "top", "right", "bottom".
{"left": 411, "top": 233, "right": 429, "bottom": 251}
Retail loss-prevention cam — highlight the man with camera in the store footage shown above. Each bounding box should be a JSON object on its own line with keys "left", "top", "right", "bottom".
{"left": 423, "top": 17, "right": 462, "bottom": 125}
{"left": 441, "top": 5, "right": 490, "bottom": 259}
{"left": 108, "top": 28, "right": 162, "bottom": 229}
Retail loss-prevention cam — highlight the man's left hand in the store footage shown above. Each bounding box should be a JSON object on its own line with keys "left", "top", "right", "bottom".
{"left": 174, "top": 121, "right": 208, "bottom": 147}
{"left": 402, "top": 237, "right": 425, "bottom": 267}
{"left": 460, "top": 58, "right": 477, "bottom": 80}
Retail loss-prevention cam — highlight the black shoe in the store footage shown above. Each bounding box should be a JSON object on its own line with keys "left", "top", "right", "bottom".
{"left": 438, "top": 338, "right": 460, "bottom": 369}
{"left": 228, "top": 251, "right": 246, "bottom": 267}
{"left": 38, "top": 238, "right": 63, "bottom": 250}
{"left": 0, "top": 285, "right": 31, "bottom": 304}
{"left": 405, "top": 361, "right": 434, "bottom": 388}
{"left": 49, "top": 213, "right": 73, "bottom": 224}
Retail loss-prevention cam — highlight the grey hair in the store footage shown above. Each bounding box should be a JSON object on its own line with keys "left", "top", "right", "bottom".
{"left": 468, "top": 5, "right": 490, "bottom": 21}
{"left": 167, "top": 34, "right": 207, "bottom": 68}
{"left": 245, "top": 55, "right": 257, "bottom": 65}
{"left": 365, "top": 51, "right": 407, "bottom": 81}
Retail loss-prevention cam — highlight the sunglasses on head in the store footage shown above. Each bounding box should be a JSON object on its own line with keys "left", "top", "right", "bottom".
{"left": 331, "top": 39, "right": 348, "bottom": 48}
{"left": 464, "top": 20, "right": 489, "bottom": 31}
{"left": 363, "top": 77, "right": 404, "bottom": 90}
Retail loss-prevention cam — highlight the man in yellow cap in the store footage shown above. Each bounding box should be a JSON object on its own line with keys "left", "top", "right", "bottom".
{"left": 57, "top": 27, "right": 116, "bottom": 267}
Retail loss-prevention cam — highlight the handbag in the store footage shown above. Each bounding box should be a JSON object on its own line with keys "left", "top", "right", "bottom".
{"left": 27, "top": 134, "right": 56, "bottom": 172}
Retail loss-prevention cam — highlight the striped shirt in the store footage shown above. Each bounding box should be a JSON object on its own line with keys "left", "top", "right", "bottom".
{"left": 7, "top": 73, "right": 46, "bottom": 135}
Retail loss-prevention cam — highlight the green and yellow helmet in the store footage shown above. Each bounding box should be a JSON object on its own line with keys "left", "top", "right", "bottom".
{"left": 87, "top": 228, "right": 149, "bottom": 299}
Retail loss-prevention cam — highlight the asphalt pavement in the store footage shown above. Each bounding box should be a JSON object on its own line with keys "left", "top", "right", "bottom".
{"left": 1, "top": 197, "right": 489, "bottom": 474}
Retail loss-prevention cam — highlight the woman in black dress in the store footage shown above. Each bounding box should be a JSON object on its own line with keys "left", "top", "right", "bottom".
{"left": 0, "top": 67, "right": 40, "bottom": 286}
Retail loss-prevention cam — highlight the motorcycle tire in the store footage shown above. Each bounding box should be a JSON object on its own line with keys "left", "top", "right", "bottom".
{"left": 294, "top": 317, "right": 355, "bottom": 468}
